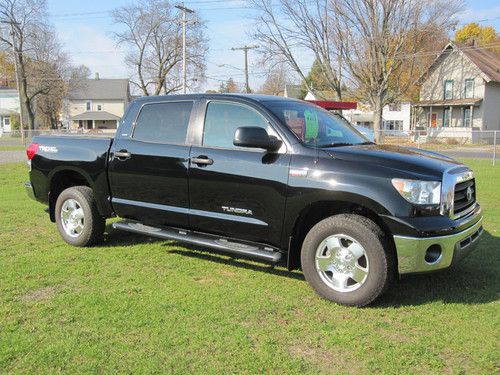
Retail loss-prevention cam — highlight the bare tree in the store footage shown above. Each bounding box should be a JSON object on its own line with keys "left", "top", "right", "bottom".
{"left": 112, "top": 0, "right": 208, "bottom": 96}
{"left": 251, "top": 0, "right": 344, "bottom": 99}
{"left": 331, "top": 0, "right": 462, "bottom": 142}
{"left": 259, "top": 63, "right": 292, "bottom": 95}
{"left": 0, "top": 0, "right": 48, "bottom": 129}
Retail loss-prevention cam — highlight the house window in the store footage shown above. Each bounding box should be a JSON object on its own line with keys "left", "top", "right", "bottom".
{"left": 97, "top": 104, "right": 102, "bottom": 111}
{"left": 86, "top": 101, "right": 91, "bottom": 111}
{"left": 388, "top": 102, "right": 402, "bottom": 112}
{"left": 463, "top": 108, "right": 471, "bottom": 127}
{"left": 383, "top": 120, "right": 403, "bottom": 131}
{"left": 443, "top": 107, "right": 451, "bottom": 127}
{"left": 444, "top": 80, "right": 453, "bottom": 100}
{"left": 3, "top": 117, "right": 10, "bottom": 127}
{"left": 464, "top": 79, "right": 474, "bottom": 99}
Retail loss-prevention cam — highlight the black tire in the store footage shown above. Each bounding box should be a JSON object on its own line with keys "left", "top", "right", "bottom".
{"left": 55, "top": 186, "right": 105, "bottom": 247}
{"left": 301, "top": 214, "right": 394, "bottom": 307}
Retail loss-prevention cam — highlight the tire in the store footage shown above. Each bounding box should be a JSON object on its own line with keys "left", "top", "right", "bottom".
{"left": 55, "top": 186, "right": 105, "bottom": 247}
{"left": 301, "top": 214, "right": 394, "bottom": 307}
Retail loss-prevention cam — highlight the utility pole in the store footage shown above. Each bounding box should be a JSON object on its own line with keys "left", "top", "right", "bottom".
{"left": 231, "top": 45, "right": 259, "bottom": 93}
{"left": 175, "top": 4, "right": 194, "bottom": 94}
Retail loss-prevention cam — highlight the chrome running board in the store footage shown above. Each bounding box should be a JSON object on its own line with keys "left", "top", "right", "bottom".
{"left": 112, "top": 220, "right": 283, "bottom": 263}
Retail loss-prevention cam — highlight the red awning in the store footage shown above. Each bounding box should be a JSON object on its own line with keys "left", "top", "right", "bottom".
{"left": 306, "top": 100, "right": 357, "bottom": 110}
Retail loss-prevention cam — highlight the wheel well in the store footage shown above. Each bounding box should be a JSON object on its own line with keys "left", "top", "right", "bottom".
{"left": 287, "top": 201, "right": 396, "bottom": 271}
{"left": 48, "top": 171, "right": 90, "bottom": 222}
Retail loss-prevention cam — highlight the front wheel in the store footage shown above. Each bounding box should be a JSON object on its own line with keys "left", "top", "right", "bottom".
{"left": 55, "top": 186, "right": 105, "bottom": 247}
{"left": 301, "top": 214, "right": 394, "bottom": 307}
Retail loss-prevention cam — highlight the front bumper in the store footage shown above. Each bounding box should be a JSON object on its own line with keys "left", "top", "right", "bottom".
{"left": 394, "top": 216, "right": 483, "bottom": 274}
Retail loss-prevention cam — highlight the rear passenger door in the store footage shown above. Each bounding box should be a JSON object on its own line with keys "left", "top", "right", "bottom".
{"left": 188, "top": 100, "right": 290, "bottom": 247}
{"left": 108, "top": 100, "right": 194, "bottom": 229}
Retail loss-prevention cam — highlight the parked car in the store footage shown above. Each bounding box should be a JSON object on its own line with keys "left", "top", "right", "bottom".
{"left": 25, "top": 94, "right": 483, "bottom": 306}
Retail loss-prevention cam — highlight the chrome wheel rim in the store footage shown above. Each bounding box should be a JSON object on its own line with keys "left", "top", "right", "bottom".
{"left": 60, "top": 199, "right": 85, "bottom": 238}
{"left": 315, "top": 234, "right": 369, "bottom": 292}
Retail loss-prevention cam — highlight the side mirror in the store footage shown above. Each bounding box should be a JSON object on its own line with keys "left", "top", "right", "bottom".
{"left": 233, "top": 127, "right": 282, "bottom": 152}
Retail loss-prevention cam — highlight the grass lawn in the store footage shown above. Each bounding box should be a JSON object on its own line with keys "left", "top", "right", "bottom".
{"left": 0, "top": 160, "right": 498, "bottom": 374}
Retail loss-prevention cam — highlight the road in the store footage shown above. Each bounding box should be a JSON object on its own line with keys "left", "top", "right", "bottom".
{"left": 0, "top": 150, "right": 26, "bottom": 164}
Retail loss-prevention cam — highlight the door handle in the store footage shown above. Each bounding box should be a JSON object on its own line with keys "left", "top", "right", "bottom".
{"left": 190, "top": 156, "right": 213, "bottom": 166}
{"left": 114, "top": 150, "right": 131, "bottom": 160}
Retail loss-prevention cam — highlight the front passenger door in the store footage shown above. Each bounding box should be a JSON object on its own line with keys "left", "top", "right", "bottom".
{"left": 188, "top": 101, "right": 290, "bottom": 247}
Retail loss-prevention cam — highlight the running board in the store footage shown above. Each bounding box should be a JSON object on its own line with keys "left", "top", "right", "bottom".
{"left": 112, "top": 220, "right": 282, "bottom": 263}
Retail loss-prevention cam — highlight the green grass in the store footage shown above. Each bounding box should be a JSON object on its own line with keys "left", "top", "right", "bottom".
{"left": 0, "top": 161, "right": 498, "bottom": 374}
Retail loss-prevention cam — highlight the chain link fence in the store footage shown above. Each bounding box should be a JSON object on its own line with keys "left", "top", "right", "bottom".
{"left": 355, "top": 127, "right": 499, "bottom": 166}
{"left": 0, "top": 127, "right": 498, "bottom": 165}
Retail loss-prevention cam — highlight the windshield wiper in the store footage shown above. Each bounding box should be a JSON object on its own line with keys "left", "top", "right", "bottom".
{"left": 317, "top": 142, "right": 354, "bottom": 148}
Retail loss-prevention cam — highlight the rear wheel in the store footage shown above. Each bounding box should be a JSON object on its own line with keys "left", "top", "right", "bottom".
{"left": 301, "top": 214, "right": 394, "bottom": 307}
{"left": 55, "top": 186, "right": 105, "bottom": 247}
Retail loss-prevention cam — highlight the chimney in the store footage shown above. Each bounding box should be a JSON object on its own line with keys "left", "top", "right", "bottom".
{"left": 95, "top": 72, "right": 100, "bottom": 80}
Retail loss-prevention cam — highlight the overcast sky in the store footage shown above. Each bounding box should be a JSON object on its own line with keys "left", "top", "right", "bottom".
{"left": 48, "top": 0, "right": 500, "bottom": 93}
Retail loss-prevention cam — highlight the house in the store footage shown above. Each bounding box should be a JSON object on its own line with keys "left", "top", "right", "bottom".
{"left": 414, "top": 42, "right": 500, "bottom": 139}
{"left": 0, "top": 87, "right": 20, "bottom": 133}
{"left": 65, "top": 74, "right": 130, "bottom": 131}
{"left": 344, "top": 102, "right": 412, "bottom": 133}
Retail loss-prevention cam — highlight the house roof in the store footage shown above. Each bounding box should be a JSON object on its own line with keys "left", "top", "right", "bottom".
{"left": 419, "top": 42, "right": 500, "bottom": 84}
{"left": 461, "top": 47, "right": 500, "bottom": 82}
{"left": 414, "top": 98, "right": 483, "bottom": 107}
{"left": 68, "top": 78, "right": 130, "bottom": 101}
{"left": 70, "top": 111, "right": 121, "bottom": 121}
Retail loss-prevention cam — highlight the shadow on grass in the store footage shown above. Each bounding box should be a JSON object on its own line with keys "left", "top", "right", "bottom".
{"left": 103, "top": 223, "right": 499, "bottom": 306}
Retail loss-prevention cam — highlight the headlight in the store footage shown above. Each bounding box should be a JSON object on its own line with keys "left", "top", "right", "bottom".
{"left": 391, "top": 179, "right": 441, "bottom": 205}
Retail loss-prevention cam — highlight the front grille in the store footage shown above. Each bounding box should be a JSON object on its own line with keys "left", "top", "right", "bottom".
{"left": 453, "top": 178, "right": 476, "bottom": 218}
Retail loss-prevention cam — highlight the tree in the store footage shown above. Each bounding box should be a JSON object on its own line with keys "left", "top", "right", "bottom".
{"left": 0, "top": 51, "right": 15, "bottom": 86}
{"left": 455, "top": 23, "right": 497, "bottom": 46}
{"left": 251, "top": 0, "right": 344, "bottom": 100}
{"left": 259, "top": 63, "right": 291, "bottom": 95}
{"left": 219, "top": 78, "right": 240, "bottom": 93}
{"left": 112, "top": 0, "right": 208, "bottom": 96}
{"left": 0, "top": 0, "right": 49, "bottom": 130}
{"left": 330, "top": 0, "right": 462, "bottom": 142}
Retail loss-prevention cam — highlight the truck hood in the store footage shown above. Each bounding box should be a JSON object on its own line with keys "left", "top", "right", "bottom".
{"left": 323, "top": 144, "right": 463, "bottom": 179}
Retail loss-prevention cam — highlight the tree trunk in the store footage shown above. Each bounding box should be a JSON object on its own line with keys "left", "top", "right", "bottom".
{"left": 373, "top": 97, "right": 384, "bottom": 144}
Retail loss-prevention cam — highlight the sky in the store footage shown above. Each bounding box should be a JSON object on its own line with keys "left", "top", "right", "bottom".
{"left": 47, "top": 0, "right": 500, "bottom": 93}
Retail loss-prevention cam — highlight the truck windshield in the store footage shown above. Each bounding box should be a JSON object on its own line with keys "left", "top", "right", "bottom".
{"left": 263, "top": 101, "right": 369, "bottom": 148}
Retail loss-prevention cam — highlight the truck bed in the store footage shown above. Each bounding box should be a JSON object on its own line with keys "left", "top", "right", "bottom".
{"left": 28, "top": 135, "right": 114, "bottom": 219}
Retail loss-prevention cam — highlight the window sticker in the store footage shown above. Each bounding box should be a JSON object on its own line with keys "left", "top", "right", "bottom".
{"left": 304, "top": 110, "right": 319, "bottom": 140}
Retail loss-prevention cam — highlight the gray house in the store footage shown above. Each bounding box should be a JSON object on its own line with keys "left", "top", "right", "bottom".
{"left": 415, "top": 42, "right": 500, "bottom": 139}
{"left": 64, "top": 74, "right": 130, "bottom": 131}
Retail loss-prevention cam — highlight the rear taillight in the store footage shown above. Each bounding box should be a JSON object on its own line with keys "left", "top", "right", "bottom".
{"left": 26, "top": 143, "right": 39, "bottom": 160}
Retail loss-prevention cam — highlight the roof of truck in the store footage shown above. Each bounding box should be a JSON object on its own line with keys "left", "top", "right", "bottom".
{"left": 131, "top": 93, "right": 303, "bottom": 104}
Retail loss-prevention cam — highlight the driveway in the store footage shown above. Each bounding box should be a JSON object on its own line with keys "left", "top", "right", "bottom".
{"left": 0, "top": 150, "right": 26, "bottom": 164}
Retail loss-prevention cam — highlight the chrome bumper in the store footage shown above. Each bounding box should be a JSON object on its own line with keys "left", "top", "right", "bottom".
{"left": 394, "top": 217, "right": 483, "bottom": 274}
{"left": 25, "top": 182, "right": 36, "bottom": 201}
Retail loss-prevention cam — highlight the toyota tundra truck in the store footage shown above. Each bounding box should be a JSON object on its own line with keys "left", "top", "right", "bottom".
{"left": 25, "top": 94, "right": 483, "bottom": 306}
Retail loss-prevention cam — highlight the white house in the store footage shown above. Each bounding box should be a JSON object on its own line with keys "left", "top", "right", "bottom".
{"left": 415, "top": 42, "right": 500, "bottom": 139}
{"left": 63, "top": 73, "right": 130, "bottom": 131}
{"left": 344, "top": 102, "right": 412, "bottom": 133}
{"left": 0, "top": 87, "right": 20, "bottom": 133}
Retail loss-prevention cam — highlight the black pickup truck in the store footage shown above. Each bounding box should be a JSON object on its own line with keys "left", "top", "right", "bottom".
{"left": 25, "top": 94, "right": 483, "bottom": 306}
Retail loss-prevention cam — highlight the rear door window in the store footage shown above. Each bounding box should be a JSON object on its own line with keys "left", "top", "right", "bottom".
{"left": 133, "top": 101, "right": 193, "bottom": 144}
